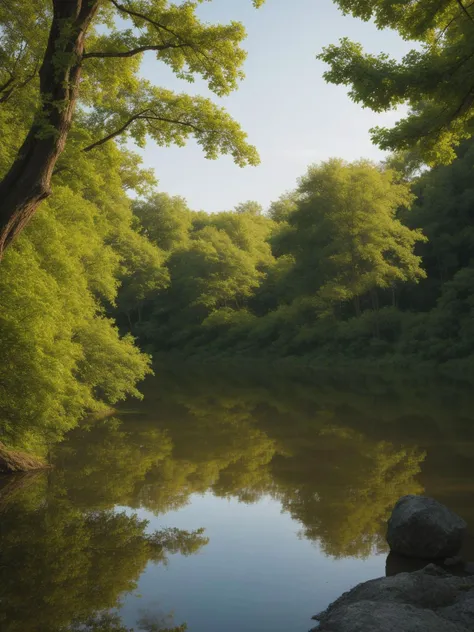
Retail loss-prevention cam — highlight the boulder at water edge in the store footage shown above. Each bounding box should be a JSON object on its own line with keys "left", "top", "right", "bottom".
{"left": 312, "top": 565, "right": 474, "bottom": 632}
{"left": 387, "top": 495, "right": 467, "bottom": 559}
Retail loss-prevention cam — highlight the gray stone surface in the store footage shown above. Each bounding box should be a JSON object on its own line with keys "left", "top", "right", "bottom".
{"left": 313, "top": 601, "right": 464, "bottom": 632}
{"left": 439, "top": 590, "right": 474, "bottom": 628}
{"left": 387, "top": 495, "right": 467, "bottom": 559}
{"left": 312, "top": 565, "right": 474, "bottom": 632}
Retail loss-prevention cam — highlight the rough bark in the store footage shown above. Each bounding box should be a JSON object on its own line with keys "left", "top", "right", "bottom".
{"left": 0, "top": 0, "right": 99, "bottom": 260}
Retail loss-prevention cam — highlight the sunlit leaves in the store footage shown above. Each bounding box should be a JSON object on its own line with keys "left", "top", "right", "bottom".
{"left": 320, "top": 0, "right": 474, "bottom": 164}
{"left": 84, "top": 85, "right": 259, "bottom": 166}
{"left": 0, "top": 111, "right": 162, "bottom": 452}
{"left": 282, "top": 159, "right": 426, "bottom": 314}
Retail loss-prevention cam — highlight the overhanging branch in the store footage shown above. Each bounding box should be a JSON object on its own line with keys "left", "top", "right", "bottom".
{"left": 83, "top": 42, "right": 188, "bottom": 59}
{"left": 110, "top": 0, "right": 182, "bottom": 42}
{"left": 436, "top": 1, "right": 474, "bottom": 41}
{"left": 0, "top": 75, "right": 15, "bottom": 94}
{"left": 456, "top": 0, "right": 474, "bottom": 24}
{"left": 108, "top": 0, "right": 226, "bottom": 91}
{"left": 83, "top": 110, "right": 204, "bottom": 152}
{"left": 0, "top": 65, "right": 39, "bottom": 104}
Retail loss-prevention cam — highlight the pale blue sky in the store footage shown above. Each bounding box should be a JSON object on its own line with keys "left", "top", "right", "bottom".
{"left": 136, "top": 0, "right": 412, "bottom": 213}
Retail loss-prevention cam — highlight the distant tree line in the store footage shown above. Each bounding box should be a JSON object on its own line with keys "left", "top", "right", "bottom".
{"left": 116, "top": 142, "right": 474, "bottom": 372}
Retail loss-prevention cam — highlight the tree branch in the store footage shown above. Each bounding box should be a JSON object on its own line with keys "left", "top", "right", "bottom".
{"left": 83, "top": 109, "right": 151, "bottom": 151}
{"left": 0, "top": 65, "right": 39, "bottom": 104}
{"left": 110, "top": 0, "right": 182, "bottom": 42}
{"left": 74, "top": 0, "right": 101, "bottom": 30}
{"left": 83, "top": 43, "right": 188, "bottom": 59}
{"left": 108, "top": 0, "right": 226, "bottom": 91}
{"left": 450, "top": 85, "right": 474, "bottom": 120}
{"left": 145, "top": 115, "right": 204, "bottom": 134}
{"left": 83, "top": 110, "right": 204, "bottom": 152}
{"left": 436, "top": 1, "right": 474, "bottom": 41}
{"left": 456, "top": 0, "right": 474, "bottom": 24}
{"left": 0, "top": 75, "right": 15, "bottom": 95}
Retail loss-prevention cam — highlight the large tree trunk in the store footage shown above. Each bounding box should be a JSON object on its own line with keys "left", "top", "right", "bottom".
{"left": 0, "top": 0, "right": 98, "bottom": 260}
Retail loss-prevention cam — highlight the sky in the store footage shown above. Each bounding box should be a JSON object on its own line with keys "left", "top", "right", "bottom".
{"left": 136, "top": 0, "right": 413, "bottom": 213}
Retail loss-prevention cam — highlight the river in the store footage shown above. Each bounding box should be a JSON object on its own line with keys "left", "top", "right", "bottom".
{"left": 1, "top": 365, "right": 474, "bottom": 632}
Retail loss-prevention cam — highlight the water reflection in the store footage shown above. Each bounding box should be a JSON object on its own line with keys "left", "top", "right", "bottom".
{"left": 0, "top": 467, "right": 207, "bottom": 632}
{"left": 2, "top": 366, "right": 474, "bottom": 631}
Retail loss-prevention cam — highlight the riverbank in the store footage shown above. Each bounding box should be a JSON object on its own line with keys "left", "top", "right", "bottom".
{"left": 0, "top": 442, "right": 48, "bottom": 473}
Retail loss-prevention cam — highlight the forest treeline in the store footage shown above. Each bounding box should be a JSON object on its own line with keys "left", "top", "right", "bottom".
{"left": 118, "top": 142, "right": 474, "bottom": 372}
{"left": 4, "top": 125, "right": 474, "bottom": 456}
{"left": 2, "top": 0, "right": 474, "bottom": 456}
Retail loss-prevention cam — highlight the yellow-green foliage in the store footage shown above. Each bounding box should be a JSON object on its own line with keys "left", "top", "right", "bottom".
{"left": 0, "top": 0, "right": 270, "bottom": 455}
{"left": 0, "top": 0, "right": 262, "bottom": 169}
{"left": 131, "top": 159, "right": 427, "bottom": 357}
{"left": 0, "top": 133, "right": 167, "bottom": 454}
{"left": 286, "top": 159, "right": 426, "bottom": 312}
{"left": 319, "top": 1, "right": 474, "bottom": 164}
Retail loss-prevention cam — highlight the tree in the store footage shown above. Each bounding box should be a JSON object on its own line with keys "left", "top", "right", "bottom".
{"left": 234, "top": 200, "right": 263, "bottom": 215}
{"left": 267, "top": 192, "right": 299, "bottom": 223}
{"left": 134, "top": 193, "right": 193, "bottom": 252}
{"left": 209, "top": 210, "right": 274, "bottom": 267}
{"left": 126, "top": 205, "right": 277, "bottom": 348}
{"left": 280, "top": 159, "right": 426, "bottom": 316}
{"left": 319, "top": 0, "right": 474, "bottom": 164}
{"left": 0, "top": 104, "right": 164, "bottom": 454}
{"left": 167, "top": 225, "right": 265, "bottom": 311}
{"left": 0, "top": 0, "right": 263, "bottom": 259}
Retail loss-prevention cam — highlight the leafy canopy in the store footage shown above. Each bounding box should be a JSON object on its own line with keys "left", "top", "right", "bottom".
{"left": 276, "top": 159, "right": 426, "bottom": 312}
{"left": 0, "top": 0, "right": 268, "bottom": 455}
{"left": 0, "top": 0, "right": 265, "bottom": 166}
{"left": 319, "top": 0, "right": 474, "bottom": 164}
{"left": 0, "top": 105, "right": 166, "bottom": 452}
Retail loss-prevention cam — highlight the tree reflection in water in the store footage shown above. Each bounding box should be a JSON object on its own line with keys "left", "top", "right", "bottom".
{"left": 3, "top": 365, "right": 474, "bottom": 630}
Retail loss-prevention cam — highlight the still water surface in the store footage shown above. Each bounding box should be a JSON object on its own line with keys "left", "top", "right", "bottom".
{"left": 2, "top": 366, "right": 474, "bottom": 632}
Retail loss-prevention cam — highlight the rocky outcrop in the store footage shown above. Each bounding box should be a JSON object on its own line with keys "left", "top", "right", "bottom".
{"left": 0, "top": 442, "right": 48, "bottom": 473}
{"left": 310, "top": 497, "right": 473, "bottom": 631}
{"left": 312, "top": 565, "right": 474, "bottom": 632}
{"left": 387, "top": 495, "right": 467, "bottom": 559}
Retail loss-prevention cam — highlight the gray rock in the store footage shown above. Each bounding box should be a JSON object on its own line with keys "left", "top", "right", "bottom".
{"left": 387, "top": 495, "right": 467, "bottom": 559}
{"left": 445, "top": 555, "right": 464, "bottom": 567}
{"left": 312, "top": 565, "right": 474, "bottom": 632}
{"left": 385, "top": 551, "right": 430, "bottom": 576}
{"left": 315, "top": 601, "right": 464, "bottom": 632}
{"left": 438, "top": 589, "right": 474, "bottom": 628}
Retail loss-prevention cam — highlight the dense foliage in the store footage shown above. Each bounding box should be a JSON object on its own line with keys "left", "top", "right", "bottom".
{"left": 0, "top": 0, "right": 262, "bottom": 455}
{"left": 0, "top": 0, "right": 262, "bottom": 256}
{"left": 115, "top": 143, "right": 474, "bottom": 373}
{"left": 319, "top": 0, "right": 474, "bottom": 164}
{"left": 0, "top": 114, "right": 161, "bottom": 453}
{"left": 3, "top": 0, "right": 474, "bottom": 461}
